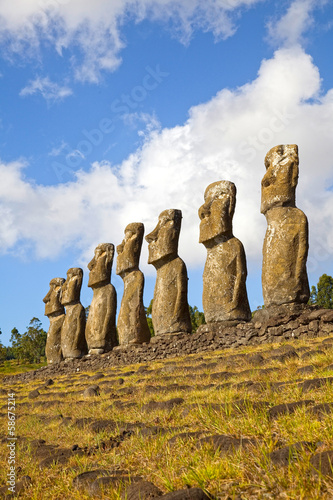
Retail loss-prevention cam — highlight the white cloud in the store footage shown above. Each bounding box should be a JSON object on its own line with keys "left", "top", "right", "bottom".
{"left": 0, "top": 0, "right": 263, "bottom": 83}
{"left": 48, "top": 140, "right": 70, "bottom": 157}
{"left": 267, "top": 0, "right": 328, "bottom": 47}
{"left": 121, "top": 112, "right": 161, "bottom": 134}
{"left": 20, "top": 76, "right": 73, "bottom": 102}
{"left": 1, "top": 45, "right": 333, "bottom": 282}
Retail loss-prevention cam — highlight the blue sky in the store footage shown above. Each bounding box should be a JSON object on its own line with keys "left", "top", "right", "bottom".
{"left": 1, "top": 0, "right": 333, "bottom": 346}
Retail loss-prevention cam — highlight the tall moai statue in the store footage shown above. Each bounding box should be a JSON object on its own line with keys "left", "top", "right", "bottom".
{"left": 61, "top": 267, "right": 87, "bottom": 358}
{"left": 261, "top": 144, "right": 310, "bottom": 307}
{"left": 146, "top": 209, "right": 192, "bottom": 335}
{"left": 86, "top": 244, "right": 117, "bottom": 354}
{"left": 43, "top": 278, "right": 65, "bottom": 364}
{"left": 116, "top": 223, "right": 151, "bottom": 345}
{"left": 199, "top": 181, "right": 251, "bottom": 323}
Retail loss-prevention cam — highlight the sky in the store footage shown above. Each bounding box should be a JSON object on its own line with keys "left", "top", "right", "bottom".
{"left": 1, "top": 0, "right": 333, "bottom": 346}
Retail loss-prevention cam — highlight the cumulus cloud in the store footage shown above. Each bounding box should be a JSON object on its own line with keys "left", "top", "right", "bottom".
{"left": 0, "top": 0, "right": 262, "bottom": 83}
{"left": 1, "top": 45, "right": 333, "bottom": 281}
{"left": 267, "top": 0, "right": 328, "bottom": 47}
{"left": 19, "top": 76, "right": 73, "bottom": 103}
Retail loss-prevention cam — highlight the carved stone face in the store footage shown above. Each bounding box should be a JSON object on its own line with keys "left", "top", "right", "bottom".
{"left": 61, "top": 268, "right": 83, "bottom": 306}
{"left": 261, "top": 144, "right": 299, "bottom": 215}
{"left": 146, "top": 209, "right": 181, "bottom": 266}
{"left": 116, "top": 223, "right": 144, "bottom": 276}
{"left": 88, "top": 243, "right": 114, "bottom": 288}
{"left": 43, "top": 278, "right": 65, "bottom": 317}
{"left": 199, "top": 181, "right": 236, "bottom": 244}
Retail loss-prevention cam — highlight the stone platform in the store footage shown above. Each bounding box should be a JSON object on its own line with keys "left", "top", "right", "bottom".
{"left": 4, "top": 305, "right": 333, "bottom": 383}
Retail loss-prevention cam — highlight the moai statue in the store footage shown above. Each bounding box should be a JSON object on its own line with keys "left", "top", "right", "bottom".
{"left": 146, "top": 209, "right": 192, "bottom": 335}
{"left": 43, "top": 278, "right": 65, "bottom": 364}
{"left": 61, "top": 267, "right": 87, "bottom": 358}
{"left": 199, "top": 181, "right": 251, "bottom": 323}
{"left": 86, "top": 244, "right": 117, "bottom": 354}
{"left": 116, "top": 223, "right": 151, "bottom": 345}
{"left": 261, "top": 144, "right": 310, "bottom": 307}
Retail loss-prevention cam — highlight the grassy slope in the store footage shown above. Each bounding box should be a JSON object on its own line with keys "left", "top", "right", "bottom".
{"left": 0, "top": 360, "right": 47, "bottom": 377}
{"left": 1, "top": 337, "right": 333, "bottom": 499}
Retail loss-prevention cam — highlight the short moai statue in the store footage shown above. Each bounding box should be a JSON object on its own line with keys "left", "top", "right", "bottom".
{"left": 261, "top": 144, "right": 310, "bottom": 307}
{"left": 116, "top": 223, "right": 151, "bottom": 345}
{"left": 146, "top": 209, "right": 192, "bottom": 335}
{"left": 86, "top": 244, "right": 117, "bottom": 354}
{"left": 61, "top": 267, "right": 87, "bottom": 358}
{"left": 199, "top": 181, "right": 251, "bottom": 323}
{"left": 43, "top": 278, "right": 65, "bottom": 364}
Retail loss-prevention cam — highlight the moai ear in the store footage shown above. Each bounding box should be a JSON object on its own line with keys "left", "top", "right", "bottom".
{"left": 108, "top": 246, "right": 115, "bottom": 266}
{"left": 227, "top": 197, "right": 233, "bottom": 218}
{"left": 291, "top": 163, "right": 299, "bottom": 189}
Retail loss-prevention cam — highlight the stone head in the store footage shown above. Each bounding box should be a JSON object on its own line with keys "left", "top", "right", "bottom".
{"left": 261, "top": 144, "right": 299, "bottom": 215}
{"left": 145, "top": 209, "right": 182, "bottom": 266}
{"left": 43, "top": 277, "right": 65, "bottom": 317}
{"left": 88, "top": 243, "right": 114, "bottom": 288}
{"left": 116, "top": 223, "right": 144, "bottom": 276}
{"left": 199, "top": 180, "right": 236, "bottom": 244}
{"left": 61, "top": 268, "right": 83, "bottom": 306}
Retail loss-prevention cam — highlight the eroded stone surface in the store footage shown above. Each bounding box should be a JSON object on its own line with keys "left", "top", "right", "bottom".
{"left": 269, "top": 441, "right": 317, "bottom": 466}
{"left": 88, "top": 475, "right": 143, "bottom": 495}
{"left": 61, "top": 268, "right": 87, "bottom": 359}
{"left": 141, "top": 398, "right": 184, "bottom": 412}
{"left": 199, "top": 181, "right": 251, "bottom": 323}
{"left": 86, "top": 244, "right": 117, "bottom": 353}
{"left": 198, "top": 434, "right": 257, "bottom": 454}
{"left": 43, "top": 277, "right": 65, "bottom": 364}
{"left": 160, "top": 489, "right": 212, "bottom": 499}
{"left": 146, "top": 209, "right": 191, "bottom": 335}
{"left": 261, "top": 145, "right": 310, "bottom": 307}
{"left": 268, "top": 400, "right": 314, "bottom": 419}
{"left": 121, "top": 480, "right": 163, "bottom": 500}
{"left": 310, "top": 450, "right": 333, "bottom": 477}
{"left": 117, "top": 223, "right": 151, "bottom": 345}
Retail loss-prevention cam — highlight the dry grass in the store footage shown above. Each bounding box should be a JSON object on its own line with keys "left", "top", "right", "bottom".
{"left": 1, "top": 337, "right": 333, "bottom": 499}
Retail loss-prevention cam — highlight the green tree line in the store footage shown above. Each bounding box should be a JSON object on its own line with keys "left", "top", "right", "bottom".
{"left": 309, "top": 273, "right": 333, "bottom": 309}
{"left": 0, "top": 318, "right": 47, "bottom": 364}
{"left": 0, "top": 303, "right": 206, "bottom": 364}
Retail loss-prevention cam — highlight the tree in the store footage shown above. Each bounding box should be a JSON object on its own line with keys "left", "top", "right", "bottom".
{"left": 145, "top": 300, "right": 154, "bottom": 337}
{"left": 0, "top": 341, "right": 7, "bottom": 362}
{"left": 309, "top": 274, "right": 333, "bottom": 309}
{"left": 10, "top": 327, "right": 23, "bottom": 362}
{"left": 9, "top": 319, "right": 47, "bottom": 364}
{"left": 21, "top": 318, "right": 47, "bottom": 363}
{"left": 189, "top": 305, "right": 205, "bottom": 332}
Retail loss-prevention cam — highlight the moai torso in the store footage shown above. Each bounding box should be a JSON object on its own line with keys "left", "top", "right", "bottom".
{"left": 86, "top": 244, "right": 117, "bottom": 354}
{"left": 61, "top": 268, "right": 87, "bottom": 358}
{"left": 261, "top": 145, "right": 310, "bottom": 307}
{"left": 146, "top": 209, "right": 192, "bottom": 335}
{"left": 43, "top": 278, "right": 65, "bottom": 364}
{"left": 199, "top": 181, "right": 251, "bottom": 323}
{"left": 117, "top": 223, "right": 151, "bottom": 345}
